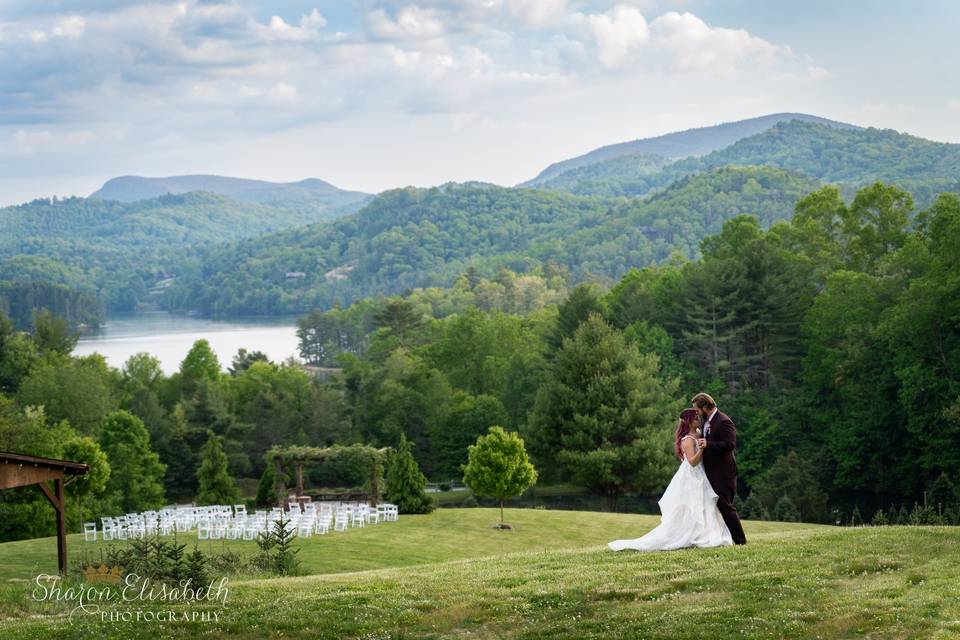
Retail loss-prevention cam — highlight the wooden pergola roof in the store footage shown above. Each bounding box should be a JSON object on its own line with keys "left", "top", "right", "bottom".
{"left": 1, "top": 451, "right": 89, "bottom": 576}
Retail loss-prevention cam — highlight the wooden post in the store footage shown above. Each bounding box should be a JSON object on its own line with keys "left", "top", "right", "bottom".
{"left": 36, "top": 478, "right": 68, "bottom": 576}
{"left": 54, "top": 478, "right": 67, "bottom": 576}
{"left": 295, "top": 461, "right": 304, "bottom": 497}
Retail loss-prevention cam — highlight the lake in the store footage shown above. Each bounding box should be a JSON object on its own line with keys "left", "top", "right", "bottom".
{"left": 74, "top": 312, "right": 301, "bottom": 374}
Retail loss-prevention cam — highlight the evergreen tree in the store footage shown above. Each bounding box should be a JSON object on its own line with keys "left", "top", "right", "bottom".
{"left": 896, "top": 505, "right": 910, "bottom": 525}
{"left": 741, "top": 493, "right": 768, "bottom": 521}
{"left": 547, "top": 283, "right": 605, "bottom": 354}
{"left": 525, "top": 313, "right": 675, "bottom": 511}
{"left": 196, "top": 434, "right": 240, "bottom": 505}
{"left": 871, "top": 508, "right": 888, "bottom": 526}
{"left": 886, "top": 505, "right": 898, "bottom": 525}
{"left": 98, "top": 410, "right": 166, "bottom": 513}
{"left": 31, "top": 308, "right": 79, "bottom": 356}
{"left": 256, "top": 464, "right": 278, "bottom": 507}
{"left": 773, "top": 495, "right": 800, "bottom": 522}
{"left": 384, "top": 434, "right": 434, "bottom": 514}
{"left": 462, "top": 426, "right": 538, "bottom": 527}
{"left": 927, "top": 473, "right": 957, "bottom": 512}
{"left": 179, "top": 339, "right": 221, "bottom": 395}
{"left": 373, "top": 299, "right": 425, "bottom": 348}
{"left": 752, "top": 451, "right": 829, "bottom": 523}
{"left": 850, "top": 505, "right": 864, "bottom": 526}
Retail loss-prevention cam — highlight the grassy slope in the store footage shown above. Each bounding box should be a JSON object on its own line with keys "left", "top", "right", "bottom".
{"left": 2, "top": 509, "right": 957, "bottom": 639}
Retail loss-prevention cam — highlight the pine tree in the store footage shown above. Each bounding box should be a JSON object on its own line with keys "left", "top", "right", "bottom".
{"left": 850, "top": 505, "right": 864, "bottom": 526}
{"left": 269, "top": 513, "right": 301, "bottom": 576}
{"left": 373, "top": 299, "right": 425, "bottom": 348}
{"left": 256, "top": 464, "right": 278, "bottom": 507}
{"left": 886, "top": 505, "right": 898, "bottom": 525}
{"left": 384, "top": 434, "right": 435, "bottom": 514}
{"left": 773, "top": 495, "right": 800, "bottom": 522}
{"left": 525, "top": 313, "right": 674, "bottom": 511}
{"left": 186, "top": 547, "right": 208, "bottom": 587}
{"left": 196, "top": 434, "right": 240, "bottom": 505}
{"left": 742, "top": 493, "right": 767, "bottom": 521}
{"left": 99, "top": 410, "right": 166, "bottom": 512}
{"left": 896, "top": 504, "right": 910, "bottom": 525}
{"left": 928, "top": 473, "right": 957, "bottom": 513}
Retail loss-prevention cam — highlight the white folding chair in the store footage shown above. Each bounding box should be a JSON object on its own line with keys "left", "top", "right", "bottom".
{"left": 83, "top": 522, "right": 97, "bottom": 542}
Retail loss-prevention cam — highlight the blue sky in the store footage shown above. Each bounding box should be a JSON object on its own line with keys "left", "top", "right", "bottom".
{"left": 1, "top": 0, "right": 958, "bottom": 205}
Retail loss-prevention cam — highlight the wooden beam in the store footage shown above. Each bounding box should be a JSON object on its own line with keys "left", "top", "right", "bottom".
{"left": 35, "top": 479, "right": 68, "bottom": 575}
{"left": 0, "top": 463, "right": 62, "bottom": 490}
{"left": 295, "top": 461, "right": 304, "bottom": 497}
{"left": 54, "top": 478, "right": 67, "bottom": 576}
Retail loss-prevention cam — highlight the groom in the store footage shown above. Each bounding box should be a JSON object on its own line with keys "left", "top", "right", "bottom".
{"left": 692, "top": 392, "right": 747, "bottom": 545}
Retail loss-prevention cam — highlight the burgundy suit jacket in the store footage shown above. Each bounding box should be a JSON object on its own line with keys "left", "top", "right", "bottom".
{"left": 702, "top": 410, "right": 737, "bottom": 485}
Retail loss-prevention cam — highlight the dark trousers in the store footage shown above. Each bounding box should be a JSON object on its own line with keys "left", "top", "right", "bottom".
{"left": 713, "top": 475, "right": 747, "bottom": 545}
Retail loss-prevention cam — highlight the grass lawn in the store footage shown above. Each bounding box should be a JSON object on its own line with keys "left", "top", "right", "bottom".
{"left": 1, "top": 508, "right": 957, "bottom": 639}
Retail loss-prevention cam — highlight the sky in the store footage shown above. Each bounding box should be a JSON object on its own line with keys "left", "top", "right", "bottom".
{"left": 2, "top": 0, "right": 959, "bottom": 205}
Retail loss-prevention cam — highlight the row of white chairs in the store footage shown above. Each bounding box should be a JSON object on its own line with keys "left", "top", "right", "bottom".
{"left": 83, "top": 502, "right": 399, "bottom": 542}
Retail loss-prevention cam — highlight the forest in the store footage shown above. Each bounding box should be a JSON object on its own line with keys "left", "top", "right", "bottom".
{"left": 2, "top": 181, "right": 957, "bottom": 542}
{"left": 4, "top": 120, "right": 959, "bottom": 323}
{"left": 160, "top": 166, "right": 821, "bottom": 316}
{"left": 537, "top": 121, "right": 960, "bottom": 204}
{"left": 0, "top": 191, "right": 360, "bottom": 312}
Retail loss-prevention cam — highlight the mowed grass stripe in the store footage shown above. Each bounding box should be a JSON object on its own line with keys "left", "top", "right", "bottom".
{"left": 0, "top": 508, "right": 820, "bottom": 581}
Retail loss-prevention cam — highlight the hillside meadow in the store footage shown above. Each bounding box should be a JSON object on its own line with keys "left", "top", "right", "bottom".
{"left": 1, "top": 508, "right": 957, "bottom": 639}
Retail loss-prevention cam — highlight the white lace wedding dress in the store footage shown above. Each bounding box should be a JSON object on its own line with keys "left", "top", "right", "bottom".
{"left": 608, "top": 436, "right": 733, "bottom": 551}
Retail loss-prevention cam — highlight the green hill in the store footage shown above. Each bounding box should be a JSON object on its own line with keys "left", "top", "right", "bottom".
{"left": 0, "top": 191, "right": 367, "bottom": 312}
{"left": 162, "top": 167, "right": 820, "bottom": 316}
{"left": 91, "top": 174, "right": 371, "bottom": 219}
{"left": 0, "top": 509, "right": 955, "bottom": 639}
{"left": 524, "top": 112, "right": 853, "bottom": 185}
{"left": 539, "top": 121, "right": 960, "bottom": 203}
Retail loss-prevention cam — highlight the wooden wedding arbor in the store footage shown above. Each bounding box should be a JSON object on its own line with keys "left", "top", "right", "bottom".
{"left": 0, "top": 451, "right": 89, "bottom": 575}
{"left": 266, "top": 444, "right": 391, "bottom": 507}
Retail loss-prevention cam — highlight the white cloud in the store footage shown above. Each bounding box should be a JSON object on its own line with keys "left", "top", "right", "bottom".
{"left": 647, "top": 11, "right": 782, "bottom": 72}
{"left": 367, "top": 6, "right": 446, "bottom": 40}
{"left": 0, "top": 1, "right": 842, "bottom": 204}
{"left": 582, "top": 5, "right": 649, "bottom": 68}
{"left": 260, "top": 9, "right": 327, "bottom": 42}
{"left": 52, "top": 15, "right": 86, "bottom": 38}
{"left": 947, "top": 98, "right": 960, "bottom": 110}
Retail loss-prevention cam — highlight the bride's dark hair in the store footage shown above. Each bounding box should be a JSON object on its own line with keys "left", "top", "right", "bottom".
{"left": 674, "top": 409, "right": 702, "bottom": 460}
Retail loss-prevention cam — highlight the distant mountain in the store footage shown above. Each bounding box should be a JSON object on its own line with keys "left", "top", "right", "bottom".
{"left": 534, "top": 121, "right": 960, "bottom": 205}
{"left": 524, "top": 113, "right": 855, "bottom": 186}
{"left": 0, "top": 191, "right": 368, "bottom": 311}
{"left": 669, "top": 120, "right": 960, "bottom": 205}
{"left": 91, "top": 174, "right": 371, "bottom": 219}
{"left": 162, "top": 167, "right": 821, "bottom": 317}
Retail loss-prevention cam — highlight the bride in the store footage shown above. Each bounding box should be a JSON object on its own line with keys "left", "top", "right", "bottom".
{"left": 608, "top": 409, "right": 732, "bottom": 551}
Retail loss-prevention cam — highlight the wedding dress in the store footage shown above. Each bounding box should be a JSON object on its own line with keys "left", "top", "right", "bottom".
{"left": 608, "top": 436, "right": 732, "bottom": 551}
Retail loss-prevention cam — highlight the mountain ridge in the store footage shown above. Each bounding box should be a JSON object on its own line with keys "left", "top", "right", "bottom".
{"left": 523, "top": 112, "right": 857, "bottom": 186}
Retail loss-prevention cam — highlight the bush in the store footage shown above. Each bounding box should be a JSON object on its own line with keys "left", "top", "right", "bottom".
{"left": 871, "top": 509, "right": 888, "bottom": 526}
